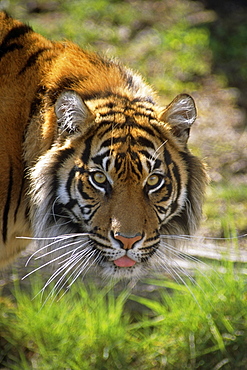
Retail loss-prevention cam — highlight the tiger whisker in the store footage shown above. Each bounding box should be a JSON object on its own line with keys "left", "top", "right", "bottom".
{"left": 17, "top": 233, "right": 91, "bottom": 266}
{"left": 40, "top": 247, "right": 96, "bottom": 301}
{"left": 56, "top": 242, "right": 92, "bottom": 266}
{"left": 158, "top": 241, "right": 218, "bottom": 290}
{"left": 42, "top": 244, "right": 95, "bottom": 289}
{"left": 41, "top": 249, "right": 91, "bottom": 291}
{"left": 155, "top": 250, "right": 201, "bottom": 305}
{"left": 48, "top": 243, "right": 93, "bottom": 277}
{"left": 22, "top": 240, "right": 91, "bottom": 279}
{"left": 156, "top": 248, "right": 196, "bottom": 283}
{"left": 159, "top": 240, "right": 205, "bottom": 266}
{"left": 51, "top": 197, "right": 60, "bottom": 223}
{"left": 44, "top": 257, "right": 91, "bottom": 305}
{"left": 61, "top": 248, "right": 97, "bottom": 289}
{"left": 150, "top": 140, "right": 168, "bottom": 163}
{"left": 35, "top": 239, "right": 88, "bottom": 261}
{"left": 161, "top": 233, "right": 247, "bottom": 241}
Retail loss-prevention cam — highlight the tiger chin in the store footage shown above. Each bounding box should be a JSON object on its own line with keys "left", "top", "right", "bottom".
{"left": 0, "top": 12, "right": 207, "bottom": 282}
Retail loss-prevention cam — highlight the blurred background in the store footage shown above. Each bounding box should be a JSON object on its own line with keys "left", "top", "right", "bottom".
{"left": 1, "top": 0, "right": 247, "bottom": 238}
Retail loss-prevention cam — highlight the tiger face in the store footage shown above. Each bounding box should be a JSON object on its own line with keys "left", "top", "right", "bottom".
{"left": 30, "top": 91, "right": 206, "bottom": 279}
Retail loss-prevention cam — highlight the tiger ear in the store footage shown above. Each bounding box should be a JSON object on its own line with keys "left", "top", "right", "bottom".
{"left": 159, "top": 94, "right": 196, "bottom": 144}
{"left": 55, "top": 90, "right": 92, "bottom": 135}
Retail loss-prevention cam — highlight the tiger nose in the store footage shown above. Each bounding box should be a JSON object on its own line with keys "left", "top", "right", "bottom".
{"left": 114, "top": 233, "right": 142, "bottom": 250}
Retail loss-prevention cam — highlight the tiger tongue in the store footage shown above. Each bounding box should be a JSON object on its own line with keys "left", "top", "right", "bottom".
{"left": 114, "top": 256, "right": 136, "bottom": 267}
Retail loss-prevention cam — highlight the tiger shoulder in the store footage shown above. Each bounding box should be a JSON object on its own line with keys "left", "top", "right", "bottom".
{"left": 0, "top": 12, "right": 207, "bottom": 279}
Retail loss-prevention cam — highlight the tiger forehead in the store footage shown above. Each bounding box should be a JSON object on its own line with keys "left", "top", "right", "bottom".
{"left": 85, "top": 97, "right": 169, "bottom": 176}
{"left": 87, "top": 96, "right": 158, "bottom": 124}
{"left": 87, "top": 98, "right": 164, "bottom": 149}
{"left": 91, "top": 122, "right": 163, "bottom": 159}
{"left": 89, "top": 127, "right": 168, "bottom": 180}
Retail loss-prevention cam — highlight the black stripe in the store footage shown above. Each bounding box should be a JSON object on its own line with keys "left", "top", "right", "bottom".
{"left": 164, "top": 149, "right": 172, "bottom": 165}
{"left": 100, "top": 136, "right": 127, "bottom": 149}
{"left": 133, "top": 97, "right": 156, "bottom": 104}
{"left": 136, "top": 136, "right": 155, "bottom": 150}
{"left": 153, "top": 159, "right": 162, "bottom": 170}
{"left": 129, "top": 160, "right": 141, "bottom": 180}
{"left": 2, "top": 25, "right": 32, "bottom": 44}
{"left": 65, "top": 199, "right": 77, "bottom": 209}
{"left": 25, "top": 205, "right": 30, "bottom": 220}
{"left": 2, "top": 163, "right": 13, "bottom": 243}
{"left": 1, "top": 11, "right": 11, "bottom": 20}
{"left": 100, "top": 134, "right": 155, "bottom": 151}
{"left": 169, "top": 162, "right": 181, "bottom": 215}
{"left": 29, "top": 86, "right": 47, "bottom": 118}
{"left": 48, "top": 76, "right": 87, "bottom": 105}
{"left": 105, "top": 158, "right": 111, "bottom": 172}
{"left": 157, "top": 182, "right": 173, "bottom": 202}
{"left": 140, "top": 149, "right": 152, "bottom": 158}
{"left": 92, "top": 232, "right": 110, "bottom": 242}
{"left": 97, "top": 123, "right": 157, "bottom": 149}
{"left": 115, "top": 153, "right": 124, "bottom": 173}
{"left": 0, "top": 25, "right": 32, "bottom": 60}
{"left": 152, "top": 206, "right": 163, "bottom": 224}
{"left": 129, "top": 121, "right": 158, "bottom": 138}
{"left": 0, "top": 43, "right": 23, "bottom": 60}
{"left": 79, "top": 190, "right": 94, "bottom": 201}
{"left": 66, "top": 167, "right": 77, "bottom": 198}
{"left": 134, "top": 112, "right": 156, "bottom": 121}
{"left": 145, "top": 233, "right": 160, "bottom": 243}
{"left": 85, "top": 204, "right": 101, "bottom": 223}
{"left": 18, "top": 48, "right": 49, "bottom": 75}
{"left": 129, "top": 151, "right": 143, "bottom": 174}
{"left": 81, "top": 136, "right": 93, "bottom": 165}
{"left": 14, "top": 175, "right": 25, "bottom": 223}
{"left": 77, "top": 178, "right": 95, "bottom": 200}
{"left": 91, "top": 150, "right": 111, "bottom": 166}
{"left": 52, "top": 203, "right": 81, "bottom": 225}
{"left": 83, "top": 91, "right": 113, "bottom": 102}
{"left": 49, "top": 148, "right": 75, "bottom": 203}
{"left": 135, "top": 157, "right": 143, "bottom": 177}
{"left": 155, "top": 205, "right": 168, "bottom": 214}
{"left": 55, "top": 148, "right": 75, "bottom": 164}
{"left": 97, "top": 125, "right": 114, "bottom": 139}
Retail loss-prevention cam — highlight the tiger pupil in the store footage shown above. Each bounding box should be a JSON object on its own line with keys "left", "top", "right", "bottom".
{"left": 93, "top": 172, "right": 106, "bottom": 184}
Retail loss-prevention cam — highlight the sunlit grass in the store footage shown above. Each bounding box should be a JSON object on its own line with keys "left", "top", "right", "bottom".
{"left": 131, "top": 263, "right": 247, "bottom": 369}
{"left": 1, "top": 262, "right": 247, "bottom": 369}
{"left": 1, "top": 281, "right": 132, "bottom": 369}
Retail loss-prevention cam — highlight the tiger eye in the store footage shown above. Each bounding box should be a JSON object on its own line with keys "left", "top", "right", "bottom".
{"left": 147, "top": 174, "right": 160, "bottom": 187}
{"left": 93, "top": 171, "right": 107, "bottom": 184}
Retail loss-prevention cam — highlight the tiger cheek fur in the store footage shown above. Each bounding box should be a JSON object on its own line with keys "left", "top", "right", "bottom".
{"left": 0, "top": 12, "right": 207, "bottom": 279}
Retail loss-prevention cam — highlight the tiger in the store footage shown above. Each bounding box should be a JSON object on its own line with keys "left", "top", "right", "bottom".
{"left": 0, "top": 12, "right": 207, "bottom": 281}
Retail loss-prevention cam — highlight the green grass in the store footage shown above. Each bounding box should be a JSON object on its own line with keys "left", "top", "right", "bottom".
{"left": 202, "top": 183, "right": 247, "bottom": 238}
{"left": 1, "top": 263, "right": 247, "bottom": 369}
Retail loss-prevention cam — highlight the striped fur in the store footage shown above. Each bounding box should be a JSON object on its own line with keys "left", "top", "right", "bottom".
{"left": 0, "top": 13, "right": 207, "bottom": 278}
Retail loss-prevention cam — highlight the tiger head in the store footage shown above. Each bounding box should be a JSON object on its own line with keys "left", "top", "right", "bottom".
{"left": 29, "top": 90, "right": 207, "bottom": 279}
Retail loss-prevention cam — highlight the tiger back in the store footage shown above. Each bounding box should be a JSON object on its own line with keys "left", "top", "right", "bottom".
{"left": 0, "top": 12, "right": 207, "bottom": 278}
